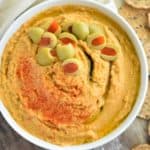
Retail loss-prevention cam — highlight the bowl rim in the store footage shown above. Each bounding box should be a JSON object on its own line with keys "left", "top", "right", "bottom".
{"left": 0, "top": 0, "right": 148, "bottom": 150}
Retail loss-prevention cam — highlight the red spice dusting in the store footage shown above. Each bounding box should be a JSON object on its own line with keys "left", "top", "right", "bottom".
{"left": 63, "top": 63, "right": 78, "bottom": 74}
{"left": 16, "top": 69, "right": 21, "bottom": 78}
{"left": 92, "top": 36, "right": 105, "bottom": 46}
{"left": 39, "top": 37, "right": 51, "bottom": 46}
{"left": 16, "top": 58, "right": 89, "bottom": 125}
{"left": 60, "top": 37, "right": 76, "bottom": 47}
{"left": 48, "top": 21, "right": 59, "bottom": 33}
{"left": 43, "top": 103, "right": 72, "bottom": 123}
{"left": 101, "top": 47, "right": 117, "bottom": 56}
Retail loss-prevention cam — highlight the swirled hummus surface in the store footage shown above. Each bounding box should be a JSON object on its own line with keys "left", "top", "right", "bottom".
{"left": 0, "top": 5, "right": 140, "bottom": 146}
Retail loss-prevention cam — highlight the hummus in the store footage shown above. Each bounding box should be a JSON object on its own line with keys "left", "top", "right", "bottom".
{"left": 0, "top": 5, "right": 140, "bottom": 146}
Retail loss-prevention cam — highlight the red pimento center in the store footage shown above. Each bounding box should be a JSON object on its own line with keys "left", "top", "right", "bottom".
{"left": 92, "top": 36, "right": 105, "bottom": 46}
{"left": 101, "top": 47, "right": 117, "bottom": 56}
{"left": 48, "top": 21, "right": 59, "bottom": 33}
{"left": 50, "top": 49, "right": 57, "bottom": 57}
{"left": 39, "top": 37, "right": 51, "bottom": 46}
{"left": 60, "top": 37, "right": 76, "bottom": 47}
{"left": 63, "top": 63, "right": 78, "bottom": 73}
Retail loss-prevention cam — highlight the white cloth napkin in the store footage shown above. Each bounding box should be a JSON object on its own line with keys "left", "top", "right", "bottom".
{"left": 0, "top": 0, "right": 38, "bottom": 37}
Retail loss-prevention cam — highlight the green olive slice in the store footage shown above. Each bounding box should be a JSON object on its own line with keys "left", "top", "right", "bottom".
{"left": 72, "top": 21, "right": 89, "bottom": 40}
{"left": 40, "top": 20, "right": 51, "bottom": 30}
{"left": 87, "top": 33, "right": 106, "bottom": 50}
{"left": 28, "top": 27, "right": 44, "bottom": 44}
{"left": 62, "top": 58, "right": 82, "bottom": 75}
{"left": 56, "top": 44, "right": 75, "bottom": 60}
{"left": 59, "top": 32, "right": 77, "bottom": 46}
{"left": 40, "top": 20, "right": 61, "bottom": 35}
{"left": 36, "top": 47, "right": 55, "bottom": 66}
{"left": 89, "top": 24, "right": 105, "bottom": 34}
{"left": 62, "top": 22, "right": 73, "bottom": 32}
{"left": 100, "top": 44, "right": 118, "bottom": 61}
{"left": 39, "top": 32, "right": 57, "bottom": 48}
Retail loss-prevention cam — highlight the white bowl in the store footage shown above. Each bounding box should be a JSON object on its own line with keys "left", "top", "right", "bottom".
{"left": 0, "top": 0, "right": 148, "bottom": 150}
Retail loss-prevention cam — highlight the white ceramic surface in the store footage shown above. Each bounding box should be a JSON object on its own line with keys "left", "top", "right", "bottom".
{"left": 0, "top": 0, "right": 37, "bottom": 37}
{"left": 0, "top": 0, "right": 148, "bottom": 150}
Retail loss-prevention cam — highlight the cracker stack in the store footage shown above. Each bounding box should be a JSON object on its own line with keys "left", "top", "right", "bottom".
{"left": 119, "top": 1, "right": 150, "bottom": 149}
{"left": 132, "top": 144, "right": 150, "bottom": 150}
{"left": 119, "top": 1, "right": 150, "bottom": 119}
{"left": 125, "top": 0, "right": 150, "bottom": 9}
{"left": 119, "top": 2, "right": 150, "bottom": 72}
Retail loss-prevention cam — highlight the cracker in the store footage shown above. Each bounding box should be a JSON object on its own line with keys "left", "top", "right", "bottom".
{"left": 119, "top": 4, "right": 150, "bottom": 73}
{"left": 125, "top": 0, "right": 150, "bottom": 9}
{"left": 148, "top": 13, "right": 150, "bottom": 28}
{"left": 132, "top": 144, "right": 150, "bottom": 150}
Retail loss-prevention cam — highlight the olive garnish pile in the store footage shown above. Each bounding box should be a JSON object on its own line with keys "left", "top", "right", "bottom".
{"left": 28, "top": 20, "right": 118, "bottom": 75}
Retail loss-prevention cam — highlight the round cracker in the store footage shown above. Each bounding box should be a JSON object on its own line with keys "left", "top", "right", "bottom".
{"left": 144, "top": 39, "right": 150, "bottom": 74}
{"left": 120, "top": 5, "right": 150, "bottom": 119}
{"left": 125, "top": 0, "right": 150, "bottom": 9}
{"left": 148, "top": 13, "right": 150, "bottom": 28}
{"left": 132, "top": 144, "right": 150, "bottom": 150}
{"left": 119, "top": 4, "right": 150, "bottom": 73}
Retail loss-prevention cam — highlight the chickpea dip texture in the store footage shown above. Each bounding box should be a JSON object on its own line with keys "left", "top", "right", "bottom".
{"left": 0, "top": 5, "right": 140, "bottom": 146}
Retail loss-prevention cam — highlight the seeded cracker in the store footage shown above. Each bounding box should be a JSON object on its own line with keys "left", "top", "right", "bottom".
{"left": 125, "top": 0, "right": 150, "bottom": 9}
{"left": 119, "top": 4, "right": 150, "bottom": 73}
{"left": 132, "top": 144, "right": 150, "bottom": 150}
{"left": 148, "top": 13, "right": 150, "bottom": 28}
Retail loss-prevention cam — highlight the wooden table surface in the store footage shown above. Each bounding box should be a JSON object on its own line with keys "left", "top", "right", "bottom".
{"left": 0, "top": 0, "right": 149, "bottom": 150}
